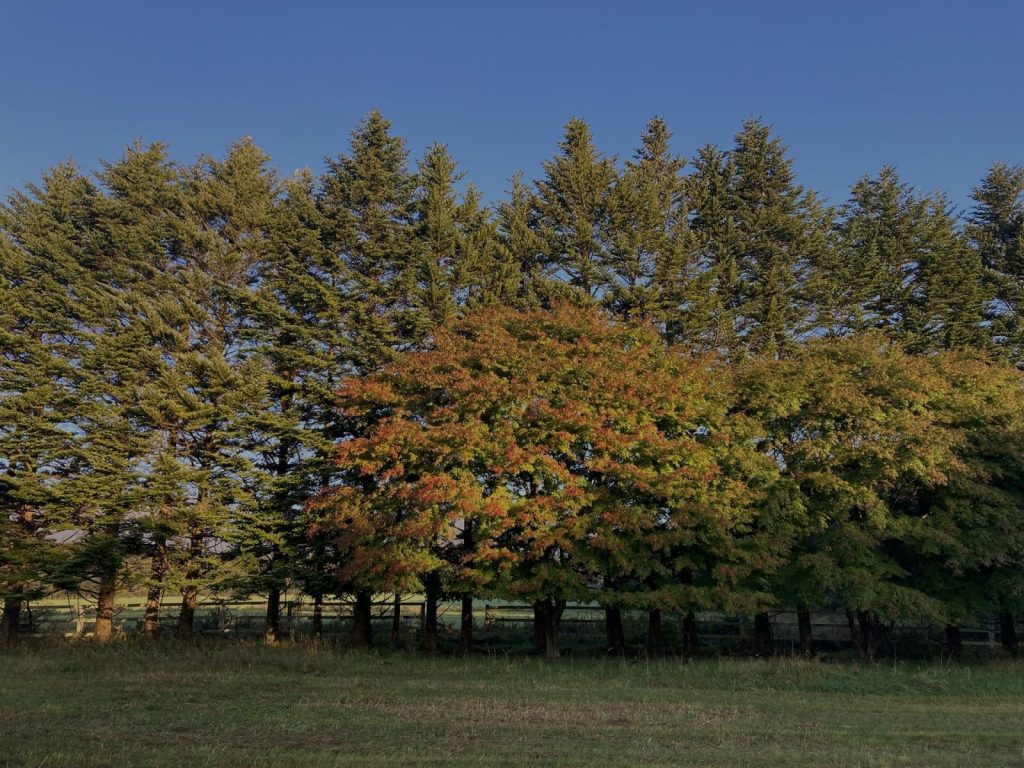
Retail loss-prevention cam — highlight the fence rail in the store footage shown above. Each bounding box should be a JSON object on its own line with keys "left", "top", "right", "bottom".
{"left": 6, "top": 597, "right": 1018, "bottom": 651}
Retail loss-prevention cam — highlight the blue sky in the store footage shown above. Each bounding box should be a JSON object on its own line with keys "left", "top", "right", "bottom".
{"left": 2, "top": 1, "right": 1021, "bottom": 211}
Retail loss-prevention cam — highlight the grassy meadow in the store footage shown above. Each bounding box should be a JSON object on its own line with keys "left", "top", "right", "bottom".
{"left": 1, "top": 643, "right": 1023, "bottom": 767}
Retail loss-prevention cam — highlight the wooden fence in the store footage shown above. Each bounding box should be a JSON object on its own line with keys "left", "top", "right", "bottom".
{"left": 7, "top": 597, "right": 1017, "bottom": 652}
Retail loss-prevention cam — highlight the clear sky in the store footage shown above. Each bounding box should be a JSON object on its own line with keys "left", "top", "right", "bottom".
{"left": 2, "top": 1, "right": 1021, "bottom": 211}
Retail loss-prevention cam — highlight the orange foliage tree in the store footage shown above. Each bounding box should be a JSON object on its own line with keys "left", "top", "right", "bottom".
{"left": 313, "top": 304, "right": 783, "bottom": 655}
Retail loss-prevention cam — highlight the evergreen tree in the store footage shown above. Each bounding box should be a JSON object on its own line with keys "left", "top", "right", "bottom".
{"left": 319, "top": 110, "right": 419, "bottom": 373}
{"left": 165, "top": 137, "right": 277, "bottom": 638}
{"left": 604, "top": 117, "right": 702, "bottom": 338}
{"left": 0, "top": 166, "right": 90, "bottom": 644}
{"left": 310, "top": 112, "right": 424, "bottom": 641}
{"left": 908, "top": 194, "right": 990, "bottom": 353}
{"left": 533, "top": 118, "right": 618, "bottom": 302}
{"left": 832, "top": 167, "right": 917, "bottom": 336}
{"left": 968, "top": 162, "right": 1024, "bottom": 363}
{"left": 413, "top": 143, "right": 502, "bottom": 322}
{"left": 235, "top": 171, "right": 335, "bottom": 642}
{"left": 68, "top": 141, "right": 186, "bottom": 642}
{"left": 685, "top": 145, "right": 742, "bottom": 351}
{"left": 828, "top": 167, "right": 988, "bottom": 351}
{"left": 494, "top": 173, "right": 550, "bottom": 307}
{"left": 451, "top": 184, "right": 513, "bottom": 310}
{"left": 726, "top": 119, "right": 830, "bottom": 356}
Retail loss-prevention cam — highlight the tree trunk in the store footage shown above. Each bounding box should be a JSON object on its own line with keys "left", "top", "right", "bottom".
{"left": 265, "top": 586, "right": 282, "bottom": 645}
{"left": 856, "top": 610, "right": 872, "bottom": 659}
{"left": 352, "top": 590, "right": 373, "bottom": 648}
{"left": 682, "top": 612, "right": 699, "bottom": 656}
{"left": 753, "top": 612, "right": 773, "bottom": 657}
{"left": 1, "top": 597, "right": 22, "bottom": 647}
{"left": 459, "top": 596, "right": 473, "bottom": 655}
{"left": 423, "top": 571, "right": 440, "bottom": 651}
{"left": 141, "top": 546, "right": 167, "bottom": 638}
{"left": 999, "top": 611, "right": 1018, "bottom": 655}
{"left": 855, "top": 610, "right": 889, "bottom": 660}
{"left": 846, "top": 608, "right": 864, "bottom": 658}
{"left": 177, "top": 585, "right": 198, "bottom": 640}
{"left": 678, "top": 570, "right": 698, "bottom": 656}
{"left": 646, "top": 609, "right": 664, "bottom": 657}
{"left": 797, "top": 604, "right": 814, "bottom": 657}
{"left": 533, "top": 601, "right": 546, "bottom": 655}
{"left": 312, "top": 592, "right": 324, "bottom": 640}
{"left": 605, "top": 606, "right": 625, "bottom": 656}
{"left": 543, "top": 599, "right": 565, "bottom": 659}
{"left": 945, "top": 625, "right": 963, "bottom": 660}
{"left": 94, "top": 567, "right": 118, "bottom": 644}
{"left": 390, "top": 593, "right": 402, "bottom": 649}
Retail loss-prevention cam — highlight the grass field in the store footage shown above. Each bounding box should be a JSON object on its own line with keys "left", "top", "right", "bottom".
{"left": 1, "top": 643, "right": 1023, "bottom": 767}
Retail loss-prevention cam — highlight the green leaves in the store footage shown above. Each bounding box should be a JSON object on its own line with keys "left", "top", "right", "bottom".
{"left": 2, "top": 110, "right": 1024, "bottom": 649}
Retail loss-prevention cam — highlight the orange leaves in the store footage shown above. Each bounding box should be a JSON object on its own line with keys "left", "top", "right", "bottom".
{"left": 312, "top": 303, "right": 783, "bottom": 605}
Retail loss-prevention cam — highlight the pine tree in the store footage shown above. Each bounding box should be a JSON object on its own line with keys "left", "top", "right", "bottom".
{"left": 311, "top": 112, "right": 426, "bottom": 642}
{"left": 0, "top": 165, "right": 91, "bottom": 644}
{"left": 533, "top": 118, "right": 618, "bottom": 302}
{"left": 70, "top": 141, "right": 186, "bottom": 642}
{"left": 165, "top": 137, "right": 277, "bottom": 638}
{"left": 319, "top": 110, "right": 419, "bottom": 373}
{"left": 968, "top": 163, "right": 1024, "bottom": 363}
{"left": 495, "top": 173, "right": 550, "bottom": 307}
{"left": 603, "top": 117, "right": 699, "bottom": 335}
{"left": 908, "top": 194, "right": 990, "bottom": 353}
{"left": 686, "top": 145, "right": 742, "bottom": 351}
{"left": 726, "top": 119, "right": 830, "bottom": 357}
{"left": 451, "top": 184, "right": 513, "bottom": 310}
{"left": 241, "top": 168, "right": 349, "bottom": 642}
{"left": 832, "top": 168, "right": 989, "bottom": 353}
{"left": 0, "top": 146, "right": 181, "bottom": 643}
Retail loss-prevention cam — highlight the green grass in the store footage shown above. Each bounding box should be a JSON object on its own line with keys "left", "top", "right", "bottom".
{"left": 2, "top": 643, "right": 1023, "bottom": 767}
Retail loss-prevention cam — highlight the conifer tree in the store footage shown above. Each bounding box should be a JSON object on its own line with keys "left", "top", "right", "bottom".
{"left": 412, "top": 143, "right": 461, "bottom": 327}
{"left": 604, "top": 117, "right": 702, "bottom": 337}
{"left": 412, "top": 142, "right": 503, "bottom": 323}
{"left": 319, "top": 110, "right": 419, "bottom": 373}
{"left": 68, "top": 142, "right": 189, "bottom": 642}
{"left": 0, "top": 166, "right": 90, "bottom": 644}
{"left": 968, "top": 163, "right": 1024, "bottom": 363}
{"left": 451, "top": 184, "right": 512, "bottom": 310}
{"left": 907, "top": 194, "right": 990, "bottom": 353}
{"left": 494, "top": 173, "right": 550, "bottom": 306}
{"left": 832, "top": 168, "right": 916, "bottom": 336}
{"left": 726, "top": 119, "right": 830, "bottom": 356}
{"left": 165, "top": 137, "right": 277, "bottom": 638}
{"left": 90, "top": 142, "right": 189, "bottom": 637}
{"left": 238, "top": 170, "right": 342, "bottom": 642}
{"left": 312, "top": 112, "right": 424, "bottom": 642}
{"left": 533, "top": 118, "right": 618, "bottom": 302}
{"left": 827, "top": 167, "right": 988, "bottom": 351}
{"left": 685, "top": 145, "right": 742, "bottom": 351}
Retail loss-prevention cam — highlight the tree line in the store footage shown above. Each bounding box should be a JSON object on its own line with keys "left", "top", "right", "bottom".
{"left": 2, "top": 111, "right": 1023, "bottom": 658}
